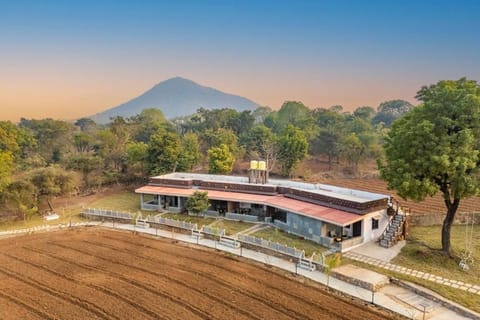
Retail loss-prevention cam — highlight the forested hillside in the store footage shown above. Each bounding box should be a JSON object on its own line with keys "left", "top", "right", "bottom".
{"left": 0, "top": 100, "right": 416, "bottom": 220}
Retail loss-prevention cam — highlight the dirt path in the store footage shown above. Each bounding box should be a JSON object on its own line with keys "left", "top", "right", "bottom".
{"left": 0, "top": 228, "right": 405, "bottom": 320}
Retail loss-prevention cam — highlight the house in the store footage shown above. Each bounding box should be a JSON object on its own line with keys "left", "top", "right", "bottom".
{"left": 135, "top": 171, "right": 392, "bottom": 252}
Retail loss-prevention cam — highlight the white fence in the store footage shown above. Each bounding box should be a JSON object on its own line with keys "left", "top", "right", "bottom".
{"left": 81, "top": 208, "right": 325, "bottom": 268}
{"left": 202, "top": 226, "right": 226, "bottom": 237}
{"left": 225, "top": 212, "right": 260, "bottom": 222}
{"left": 0, "top": 222, "right": 97, "bottom": 236}
{"left": 82, "top": 208, "right": 133, "bottom": 220}
{"left": 238, "top": 234, "right": 305, "bottom": 259}
{"left": 149, "top": 215, "right": 198, "bottom": 231}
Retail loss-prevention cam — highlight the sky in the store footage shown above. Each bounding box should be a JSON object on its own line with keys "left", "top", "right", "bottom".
{"left": 1, "top": 0, "right": 479, "bottom": 122}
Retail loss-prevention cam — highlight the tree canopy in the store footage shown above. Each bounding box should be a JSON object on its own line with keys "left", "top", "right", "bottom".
{"left": 278, "top": 125, "right": 308, "bottom": 176}
{"left": 379, "top": 78, "right": 480, "bottom": 255}
{"left": 185, "top": 191, "right": 209, "bottom": 215}
{"left": 207, "top": 144, "right": 234, "bottom": 174}
{"left": 1, "top": 97, "right": 422, "bottom": 221}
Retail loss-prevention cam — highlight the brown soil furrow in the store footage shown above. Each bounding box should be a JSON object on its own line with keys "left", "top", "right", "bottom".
{"left": 0, "top": 262, "right": 110, "bottom": 320}
{"left": 0, "top": 229, "right": 403, "bottom": 320}
{"left": 99, "top": 232, "right": 386, "bottom": 320}
{"left": 0, "top": 290, "right": 56, "bottom": 320}
{"left": 2, "top": 252, "right": 163, "bottom": 320}
{"left": 46, "top": 242, "right": 272, "bottom": 320}
{"left": 0, "top": 296, "right": 38, "bottom": 320}
{"left": 22, "top": 246, "right": 215, "bottom": 320}
{"left": 79, "top": 239, "right": 309, "bottom": 320}
{"left": 78, "top": 238, "right": 320, "bottom": 320}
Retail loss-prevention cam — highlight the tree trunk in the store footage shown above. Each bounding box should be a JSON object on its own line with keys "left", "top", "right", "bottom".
{"left": 441, "top": 198, "right": 460, "bottom": 256}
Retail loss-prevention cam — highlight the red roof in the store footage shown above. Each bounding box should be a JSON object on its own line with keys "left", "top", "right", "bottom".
{"left": 135, "top": 185, "right": 362, "bottom": 226}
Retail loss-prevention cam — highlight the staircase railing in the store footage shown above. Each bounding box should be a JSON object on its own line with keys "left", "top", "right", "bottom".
{"left": 379, "top": 199, "right": 409, "bottom": 243}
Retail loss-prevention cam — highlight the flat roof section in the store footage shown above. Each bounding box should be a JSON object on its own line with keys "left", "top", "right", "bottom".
{"left": 151, "top": 172, "right": 389, "bottom": 203}
{"left": 135, "top": 185, "right": 362, "bottom": 226}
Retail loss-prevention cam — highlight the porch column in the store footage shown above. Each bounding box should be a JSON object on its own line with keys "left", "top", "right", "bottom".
{"left": 227, "top": 201, "right": 234, "bottom": 213}
{"left": 140, "top": 194, "right": 144, "bottom": 210}
{"left": 158, "top": 195, "right": 162, "bottom": 211}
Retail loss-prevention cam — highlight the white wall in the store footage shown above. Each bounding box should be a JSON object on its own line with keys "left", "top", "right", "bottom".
{"left": 361, "top": 209, "right": 389, "bottom": 243}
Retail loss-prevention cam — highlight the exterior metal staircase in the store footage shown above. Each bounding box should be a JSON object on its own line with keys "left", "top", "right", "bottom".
{"left": 379, "top": 200, "right": 408, "bottom": 248}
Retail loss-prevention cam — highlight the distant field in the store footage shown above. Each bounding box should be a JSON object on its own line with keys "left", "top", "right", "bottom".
{"left": 326, "top": 178, "right": 480, "bottom": 215}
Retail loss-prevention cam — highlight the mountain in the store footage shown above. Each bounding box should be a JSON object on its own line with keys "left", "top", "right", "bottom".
{"left": 90, "top": 77, "right": 259, "bottom": 123}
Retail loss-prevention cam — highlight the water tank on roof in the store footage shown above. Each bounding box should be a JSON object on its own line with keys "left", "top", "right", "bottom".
{"left": 250, "top": 160, "right": 258, "bottom": 170}
{"left": 258, "top": 160, "right": 266, "bottom": 170}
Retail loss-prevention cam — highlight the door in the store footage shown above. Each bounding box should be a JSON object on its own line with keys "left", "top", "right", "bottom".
{"left": 352, "top": 221, "right": 362, "bottom": 237}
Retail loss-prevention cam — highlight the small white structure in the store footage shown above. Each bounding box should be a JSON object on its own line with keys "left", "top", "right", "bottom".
{"left": 44, "top": 214, "right": 59, "bottom": 221}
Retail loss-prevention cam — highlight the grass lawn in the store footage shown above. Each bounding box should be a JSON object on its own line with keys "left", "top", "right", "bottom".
{"left": 344, "top": 224, "right": 480, "bottom": 313}
{"left": 344, "top": 258, "right": 480, "bottom": 313}
{"left": 0, "top": 188, "right": 143, "bottom": 231}
{"left": 252, "top": 227, "right": 327, "bottom": 256}
{"left": 160, "top": 212, "right": 215, "bottom": 226}
{"left": 86, "top": 191, "right": 142, "bottom": 213}
{"left": 0, "top": 212, "right": 86, "bottom": 231}
{"left": 392, "top": 225, "right": 479, "bottom": 288}
{"left": 213, "top": 219, "right": 255, "bottom": 236}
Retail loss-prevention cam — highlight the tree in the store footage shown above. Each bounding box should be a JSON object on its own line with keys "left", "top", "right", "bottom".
{"left": 372, "top": 99, "right": 414, "bottom": 127}
{"left": 311, "top": 108, "right": 345, "bottom": 169}
{"left": 29, "top": 167, "right": 79, "bottom": 207}
{"left": 130, "top": 108, "right": 171, "bottom": 142}
{"left": 19, "top": 118, "right": 74, "bottom": 163}
{"left": 73, "top": 132, "right": 95, "bottom": 153}
{"left": 278, "top": 125, "right": 308, "bottom": 177}
{"left": 177, "top": 132, "right": 201, "bottom": 171}
{"left": 274, "top": 101, "right": 316, "bottom": 139}
{"left": 246, "top": 125, "right": 277, "bottom": 176}
{"left": 0, "top": 121, "right": 20, "bottom": 191}
{"left": 2, "top": 180, "right": 37, "bottom": 220}
{"left": 207, "top": 144, "right": 234, "bottom": 174}
{"left": 0, "top": 152, "right": 13, "bottom": 193}
{"left": 125, "top": 141, "right": 149, "bottom": 178}
{"left": 185, "top": 191, "right": 209, "bottom": 215}
{"left": 328, "top": 105, "right": 343, "bottom": 114}
{"left": 146, "top": 129, "right": 181, "bottom": 175}
{"left": 341, "top": 133, "right": 364, "bottom": 174}
{"left": 66, "top": 154, "right": 103, "bottom": 189}
{"left": 74, "top": 118, "right": 98, "bottom": 132}
{"left": 379, "top": 78, "right": 480, "bottom": 256}
{"left": 202, "top": 128, "right": 238, "bottom": 154}
{"left": 252, "top": 106, "right": 274, "bottom": 124}
{"left": 353, "top": 106, "right": 375, "bottom": 120}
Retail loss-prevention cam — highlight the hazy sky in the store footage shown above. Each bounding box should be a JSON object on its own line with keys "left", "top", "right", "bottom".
{"left": 1, "top": 0, "right": 479, "bottom": 122}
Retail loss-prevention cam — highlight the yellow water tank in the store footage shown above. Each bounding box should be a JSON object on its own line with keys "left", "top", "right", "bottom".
{"left": 250, "top": 160, "right": 258, "bottom": 170}
{"left": 258, "top": 160, "right": 266, "bottom": 170}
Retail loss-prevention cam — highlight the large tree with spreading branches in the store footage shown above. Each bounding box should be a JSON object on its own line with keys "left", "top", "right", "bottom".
{"left": 379, "top": 78, "right": 480, "bottom": 256}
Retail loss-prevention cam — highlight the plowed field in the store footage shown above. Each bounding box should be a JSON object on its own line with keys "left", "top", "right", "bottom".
{"left": 326, "top": 178, "right": 480, "bottom": 214}
{"left": 0, "top": 228, "right": 404, "bottom": 320}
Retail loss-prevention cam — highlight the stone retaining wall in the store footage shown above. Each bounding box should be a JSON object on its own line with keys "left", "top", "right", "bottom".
{"left": 411, "top": 212, "right": 479, "bottom": 226}
{"left": 390, "top": 278, "right": 480, "bottom": 320}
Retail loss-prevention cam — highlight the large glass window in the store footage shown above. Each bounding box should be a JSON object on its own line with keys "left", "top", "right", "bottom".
{"left": 273, "top": 209, "right": 287, "bottom": 223}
